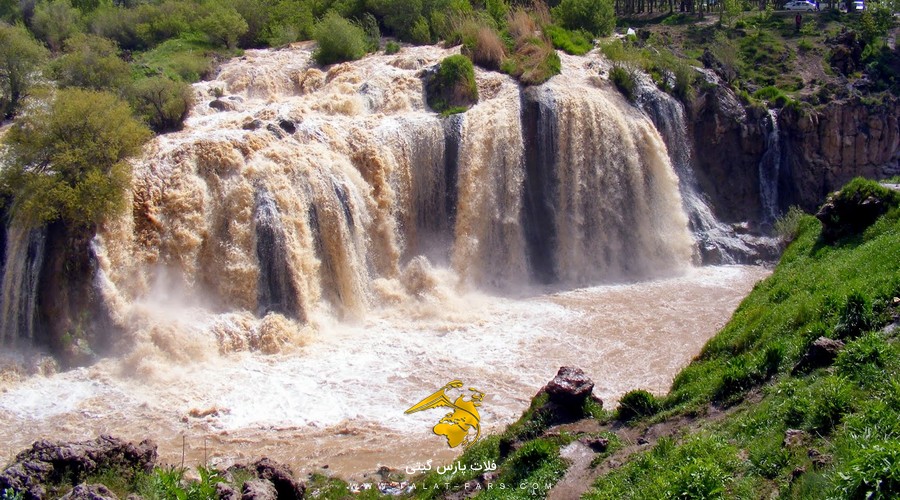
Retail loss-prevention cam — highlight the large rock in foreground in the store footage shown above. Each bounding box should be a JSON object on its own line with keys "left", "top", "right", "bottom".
{"left": 537, "top": 366, "right": 602, "bottom": 423}
{"left": 0, "top": 436, "right": 157, "bottom": 500}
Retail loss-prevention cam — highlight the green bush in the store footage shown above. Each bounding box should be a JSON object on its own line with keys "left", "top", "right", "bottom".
{"left": 312, "top": 11, "right": 368, "bottom": 65}
{"left": 384, "top": 40, "right": 400, "bottom": 54}
{"left": 426, "top": 54, "right": 478, "bottom": 115}
{"left": 133, "top": 36, "right": 217, "bottom": 83}
{"left": 197, "top": 0, "right": 249, "bottom": 49}
{"left": 835, "top": 291, "right": 875, "bottom": 340}
{"left": 617, "top": 389, "right": 660, "bottom": 422}
{"left": 0, "top": 23, "right": 48, "bottom": 119}
{"left": 0, "top": 88, "right": 151, "bottom": 227}
{"left": 545, "top": 24, "right": 592, "bottom": 55}
{"left": 130, "top": 75, "right": 194, "bottom": 133}
{"left": 836, "top": 332, "right": 897, "bottom": 385}
{"left": 32, "top": 0, "right": 82, "bottom": 52}
{"left": 774, "top": 205, "right": 806, "bottom": 243}
{"left": 551, "top": 0, "right": 615, "bottom": 37}
{"left": 51, "top": 33, "right": 131, "bottom": 93}
{"left": 609, "top": 63, "right": 636, "bottom": 101}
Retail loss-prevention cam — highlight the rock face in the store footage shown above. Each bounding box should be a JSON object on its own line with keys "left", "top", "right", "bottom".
{"left": 815, "top": 183, "right": 898, "bottom": 243}
{"left": 241, "top": 479, "right": 277, "bottom": 500}
{"left": 687, "top": 85, "right": 770, "bottom": 225}
{"left": 0, "top": 436, "right": 157, "bottom": 500}
{"left": 252, "top": 458, "right": 304, "bottom": 500}
{"left": 781, "top": 98, "right": 900, "bottom": 212}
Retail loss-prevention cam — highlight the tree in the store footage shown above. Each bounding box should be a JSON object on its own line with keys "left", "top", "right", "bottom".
{"left": 31, "top": 0, "right": 82, "bottom": 52}
{"left": 552, "top": 0, "right": 615, "bottom": 36}
{"left": 312, "top": 11, "right": 368, "bottom": 65}
{"left": 51, "top": 33, "right": 131, "bottom": 94}
{"left": 197, "top": 0, "right": 249, "bottom": 49}
{"left": 130, "top": 75, "right": 194, "bottom": 133}
{"left": 0, "top": 89, "right": 151, "bottom": 228}
{"left": 0, "top": 22, "right": 48, "bottom": 119}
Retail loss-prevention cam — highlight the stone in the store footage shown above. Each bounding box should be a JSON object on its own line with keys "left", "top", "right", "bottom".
{"left": 209, "top": 99, "right": 231, "bottom": 112}
{"left": 793, "top": 337, "right": 845, "bottom": 373}
{"left": 816, "top": 189, "right": 892, "bottom": 243}
{"left": 783, "top": 429, "right": 807, "bottom": 448}
{"left": 242, "top": 119, "right": 263, "bottom": 131}
{"left": 278, "top": 119, "right": 296, "bottom": 134}
{"left": 0, "top": 436, "right": 157, "bottom": 500}
{"left": 579, "top": 437, "right": 609, "bottom": 452}
{"left": 241, "top": 480, "right": 276, "bottom": 500}
{"left": 252, "top": 458, "right": 304, "bottom": 500}
{"left": 61, "top": 483, "right": 119, "bottom": 500}
{"left": 543, "top": 366, "right": 596, "bottom": 406}
{"left": 215, "top": 482, "right": 239, "bottom": 500}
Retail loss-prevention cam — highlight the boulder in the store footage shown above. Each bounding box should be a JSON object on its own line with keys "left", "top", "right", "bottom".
{"left": 793, "top": 337, "right": 845, "bottom": 373}
{"left": 241, "top": 480, "right": 277, "bottom": 500}
{"left": 815, "top": 185, "right": 895, "bottom": 243}
{"left": 60, "top": 483, "right": 119, "bottom": 500}
{"left": 215, "top": 482, "right": 239, "bottom": 500}
{"left": 252, "top": 458, "right": 304, "bottom": 500}
{"left": 0, "top": 436, "right": 157, "bottom": 500}
{"left": 534, "top": 366, "right": 601, "bottom": 424}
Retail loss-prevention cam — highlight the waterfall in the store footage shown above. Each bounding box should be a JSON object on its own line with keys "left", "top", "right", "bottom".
{"left": 759, "top": 109, "right": 782, "bottom": 225}
{"left": 635, "top": 76, "right": 779, "bottom": 264}
{"left": 0, "top": 223, "right": 47, "bottom": 344}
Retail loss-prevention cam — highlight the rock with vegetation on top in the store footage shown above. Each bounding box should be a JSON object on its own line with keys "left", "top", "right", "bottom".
{"left": 424, "top": 55, "right": 479, "bottom": 115}
{"left": 0, "top": 436, "right": 157, "bottom": 500}
{"left": 792, "top": 337, "right": 846, "bottom": 374}
{"left": 815, "top": 178, "right": 900, "bottom": 243}
{"left": 536, "top": 366, "right": 601, "bottom": 423}
{"left": 241, "top": 479, "right": 277, "bottom": 500}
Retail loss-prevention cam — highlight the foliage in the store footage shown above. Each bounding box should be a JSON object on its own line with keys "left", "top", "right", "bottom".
{"left": 130, "top": 75, "right": 194, "bottom": 133}
{"left": 551, "top": 0, "right": 615, "bottom": 37}
{"left": 51, "top": 33, "right": 131, "bottom": 93}
{"left": 136, "top": 466, "right": 225, "bottom": 500}
{"left": 458, "top": 18, "right": 505, "bottom": 70}
{"left": 617, "top": 389, "right": 660, "bottom": 422}
{"left": 753, "top": 85, "right": 792, "bottom": 108}
{"left": 0, "top": 22, "right": 48, "bottom": 119}
{"left": 545, "top": 24, "right": 592, "bottom": 55}
{"left": 132, "top": 35, "right": 220, "bottom": 83}
{"left": 0, "top": 89, "right": 151, "bottom": 228}
{"left": 197, "top": 0, "right": 249, "bottom": 49}
{"left": 31, "top": 0, "right": 82, "bottom": 52}
{"left": 367, "top": 0, "right": 424, "bottom": 42}
{"left": 609, "top": 64, "right": 636, "bottom": 101}
{"left": 384, "top": 40, "right": 400, "bottom": 54}
{"left": 427, "top": 54, "right": 478, "bottom": 114}
{"left": 774, "top": 205, "right": 805, "bottom": 244}
{"left": 312, "top": 11, "right": 368, "bottom": 65}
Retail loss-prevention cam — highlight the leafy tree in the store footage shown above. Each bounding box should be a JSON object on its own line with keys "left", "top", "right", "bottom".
{"left": 0, "top": 22, "right": 48, "bottom": 119}
{"left": 31, "top": 0, "right": 82, "bottom": 52}
{"left": 367, "top": 0, "right": 423, "bottom": 40}
{"left": 230, "top": 0, "right": 270, "bottom": 48}
{"left": 0, "top": 0, "right": 21, "bottom": 23}
{"left": 51, "top": 33, "right": 131, "bottom": 93}
{"left": 89, "top": 5, "right": 142, "bottom": 51}
{"left": 197, "top": 0, "right": 249, "bottom": 49}
{"left": 0, "top": 89, "right": 151, "bottom": 227}
{"left": 130, "top": 75, "right": 194, "bottom": 133}
{"left": 262, "top": 0, "right": 315, "bottom": 45}
{"left": 551, "top": 0, "right": 615, "bottom": 36}
{"left": 312, "top": 11, "right": 368, "bottom": 65}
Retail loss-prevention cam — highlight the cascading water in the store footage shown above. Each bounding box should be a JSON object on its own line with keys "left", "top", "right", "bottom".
{"left": 0, "top": 224, "right": 46, "bottom": 344}
{"left": 635, "top": 75, "right": 779, "bottom": 264}
{"left": 0, "top": 44, "right": 769, "bottom": 478}
{"left": 759, "top": 109, "right": 782, "bottom": 226}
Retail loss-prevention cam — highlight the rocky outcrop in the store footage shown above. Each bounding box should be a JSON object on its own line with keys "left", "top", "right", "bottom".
{"left": 793, "top": 337, "right": 845, "bottom": 374}
{"left": 687, "top": 85, "right": 770, "bottom": 224}
{"left": 226, "top": 458, "right": 305, "bottom": 500}
{"left": 780, "top": 97, "right": 900, "bottom": 212}
{"left": 0, "top": 436, "right": 157, "bottom": 500}
{"left": 814, "top": 180, "right": 899, "bottom": 242}
{"left": 535, "top": 366, "right": 602, "bottom": 423}
{"left": 241, "top": 480, "right": 277, "bottom": 500}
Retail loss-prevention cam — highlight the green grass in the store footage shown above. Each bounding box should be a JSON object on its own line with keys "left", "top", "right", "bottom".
{"left": 544, "top": 25, "right": 593, "bottom": 55}
{"left": 582, "top": 178, "right": 900, "bottom": 498}
{"left": 132, "top": 34, "right": 236, "bottom": 82}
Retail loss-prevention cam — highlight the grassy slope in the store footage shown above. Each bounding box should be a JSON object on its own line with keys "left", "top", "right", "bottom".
{"left": 584, "top": 181, "right": 900, "bottom": 499}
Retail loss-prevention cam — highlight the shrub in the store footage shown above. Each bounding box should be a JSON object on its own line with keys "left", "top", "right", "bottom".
{"left": 774, "top": 206, "right": 806, "bottom": 243}
{"left": 130, "top": 75, "right": 194, "bottom": 133}
{"left": 666, "top": 459, "right": 729, "bottom": 498}
{"left": 617, "top": 389, "right": 660, "bottom": 422}
{"left": 360, "top": 12, "right": 380, "bottom": 51}
{"left": 312, "top": 12, "right": 368, "bottom": 65}
{"left": 545, "top": 24, "right": 592, "bottom": 55}
{"left": 806, "top": 376, "right": 854, "bottom": 433}
{"left": 0, "top": 23, "right": 48, "bottom": 119}
{"left": 426, "top": 54, "right": 478, "bottom": 114}
{"left": 551, "top": 0, "right": 615, "bottom": 37}
{"left": 32, "top": 0, "right": 82, "bottom": 52}
{"left": 409, "top": 15, "right": 431, "bottom": 44}
{"left": 366, "top": 0, "right": 424, "bottom": 42}
{"left": 0, "top": 89, "right": 151, "bottom": 228}
{"left": 89, "top": 5, "right": 142, "bottom": 51}
{"left": 197, "top": 0, "right": 248, "bottom": 49}
{"left": 507, "top": 7, "right": 537, "bottom": 41}
{"left": 262, "top": 0, "right": 314, "bottom": 46}
{"left": 461, "top": 24, "right": 505, "bottom": 70}
{"left": 609, "top": 63, "right": 636, "bottom": 101}
{"left": 835, "top": 332, "right": 897, "bottom": 385}
{"left": 384, "top": 40, "right": 400, "bottom": 54}
{"left": 51, "top": 33, "right": 131, "bottom": 93}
